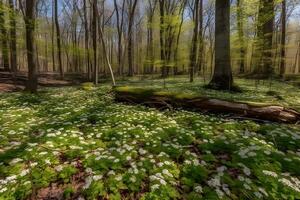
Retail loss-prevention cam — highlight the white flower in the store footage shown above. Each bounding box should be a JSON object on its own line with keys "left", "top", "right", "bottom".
{"left": 45, "top": 159, "right": 51, "bottom": 165}
{"left": 243, "top": 183, "right": 251, "bottom": 190}
{"left": 254, "top": 192, "right": 263, "bottom": 199}
{"left": 243, "top": 167, "right": 251, "bottom": 176}
{"left": 162, "top": 169, "right": 173, "bottom": 177}
{"left": 262, "top": 170, "right": 278, "bottom": 178}
{"left": 55, "top": 165, "right": 63, "bottom": 172}
{"left": 130, "top": 176, "right": 136, "bottom": 183}
{"left": 194, "top": 186, "right": 203, "bottom": 193}
{"left": 151, "top": 184, "right": 160, "bottom": 191}
{"left": 10, "top": 158, "right": 23, "bottom": 165}
{"left": 30, "top": 162, "right": 38, "bottom": 167}
{"left": 83, "top": 176, "right": 93, "bottom": 189}
{"left": 115, "top": 175, "right": 122, "bottom": 181}
{"left": 126, "top": 156, "right": 131, "bottom": 161}
{"left": 159, "top": 179, "right": 167, "bottom": 185}
{"left": 6, "top": 175, "right": 17, "bottom": 181}
{"left": 215, "top": 188, "right": 224, "bottom": 198}
{"left": 207, "top": 177, "right": 221, "bottom": 187}
{"left": 107, "top": 170, "right": 115, "bottom": 176}
{"left": 279, "top": 178, "right": 300, "bottom": 192}
{"left": 93, "top": 175, "right": 103, "bottom": 181}
{"left": 20, "top": 169, "right": 30, "bottom": 177}
{"left": 0, "top": 187, "right": 7, "bottom": 193}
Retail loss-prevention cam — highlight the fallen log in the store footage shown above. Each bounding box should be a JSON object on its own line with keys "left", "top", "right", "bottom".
{"left": 114, "top": 87, "right": 300, "bottom": 124}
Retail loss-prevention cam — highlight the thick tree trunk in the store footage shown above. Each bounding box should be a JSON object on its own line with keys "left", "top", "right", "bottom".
{"left": 209, "top": 0, "right": 233, "bottom": 90}
{"left": 114, "top": 88, "right": 300, "bottom": 124}
{"left": 54, "top": 0, "right": 64, "bottom": 79}
{"left": 0, "top": 0, "right": 10, "bottom": 71}
{"left": 25, "top": 0, "right": 38, "bottom": 93}
{"left": 279, "top": 0, "right": 286, "bottom": 77}
{"left": 253, "top": 0, "right": 275, "bottom": 77}
{"left": 127, "top": 0, "right": 138, "bottom": 77}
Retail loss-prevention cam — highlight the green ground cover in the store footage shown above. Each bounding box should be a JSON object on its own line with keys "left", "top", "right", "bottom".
{"left": 0, "top": 79, "right": 300, "bottom": 199}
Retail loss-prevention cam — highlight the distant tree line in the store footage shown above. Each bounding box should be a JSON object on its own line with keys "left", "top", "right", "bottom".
{"left": 0, "top": 0, "right": 299, "bottom": 92}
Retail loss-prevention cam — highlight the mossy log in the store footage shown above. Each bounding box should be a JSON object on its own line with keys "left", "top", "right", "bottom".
{"left": 114, "top": 87, "right": 300, "bottom": 124}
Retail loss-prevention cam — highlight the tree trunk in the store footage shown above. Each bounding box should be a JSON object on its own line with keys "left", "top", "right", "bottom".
{"left": 24, "top": 0, "right": 38, "bottom": 93}
{"left": 159, "top": 0, "right": 166, "bottom": 78}
{"left": 83, "top": 0, "right": 90, "bottom": 80}
{"left": 209, "top": 0, "right": 233, "bottom": 90}
{"left": 9, "top": 0, "right": 17, "bottom": 74}
{"left": 189, "top": 0, "right": 199, "bottom": 83}
{"left": 237, "top": 0, "right": 246, "bottom": 74}
{"left": 0, "top": 0, "right": 10, "bottom": 71}
{"left": 253, "top": 0, "right": 275, "bottom": 77}
{"left": 196, "top": 0, "right": 203, "bottom": 75}
{"left": 92, "top": 0, "right": 98, "bottom": 85}
{"left": 54, "top": 0, "right": 64, "bottom": 79}
{"left": 127, "top": 0, "right": 138, "bottom": 77}
{"left": 279, "top": 0, "right": 286, "bottom": 77}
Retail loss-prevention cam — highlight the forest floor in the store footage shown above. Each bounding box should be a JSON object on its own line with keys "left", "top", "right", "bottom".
{"left": 0, "top": 78, "right": 300, "bottom": 199}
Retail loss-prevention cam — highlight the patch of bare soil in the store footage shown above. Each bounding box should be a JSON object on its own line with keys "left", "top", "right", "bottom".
{"left": 32, "top": 161, "right": 86, "bottom": 200}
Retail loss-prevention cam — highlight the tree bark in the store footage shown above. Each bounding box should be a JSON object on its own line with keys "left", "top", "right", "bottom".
{"left": 237, "top": 0, "right": 246, "bottom": 74}
{"left": 9, "top": 0, "right": 17, "bottom": 74}
{"left": 83, "top": 0, "right": 91, "bottom": 80}
{"left": 24, "top": 0, "right": 37, "bottom": 93}
{"left": 54, "top": 0, "right": 64, "bottom": 79}
{"left": 209, "top": 0, "right": 233, "bottom": 90}
{"left": 196, "top": 0, "right": 203, "bottom": 75}
{"left": 189, "top": 0, "right": 200, "bottom": 83}
{"left": 0, "top": 0, "right": 10, "bottom": 71}
{"left": 127, "top": 0, "right": 138, "bottom": 77}
{"left": 159, "top": 0, "right": 166, "bottom": 78}
{"left": 253, "top": 0, "right": 275, "bottom": 77}
{"left": 92, "top": 0, "right": 98, "bottom": 85}
{"left": 115, "top": 88, "right": 300, "bottom": 124}
{"left": 279, "top": 0, "right": 286, "bottom": 77}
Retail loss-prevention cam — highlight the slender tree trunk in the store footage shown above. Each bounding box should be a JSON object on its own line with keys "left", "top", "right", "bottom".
{"left": 189, "top": 0, "right": 199, "bottom": 83}
{"left": 279, "top": 0, "right": 286, "bottom": 77}
{"left": 196, "top": 0, "right": 203, "bottom": 74}
{"left": 25, "top": 0, "right": 37, "bottom": 93}
{"left": 9, "top": 0, "right": 17, "bottom": 74}
{"left": 99, "top": 25, "right": 116, "bottom": 86}
{"left": 0, "top": 0, "right": 10, "bottom": 71}
{"left": 83, "top": 0, "right": 90, "bottom": 80}
{"left": 159, "top": 0, "right": 166, "bottom": 78}
{"left": 51, "top": 3, "right": 55, "bottom": 72}
{"left": 92, "top": 0, "right": 98, "bottom": 85}
{"left": 54, "top": 0, "right": 64, "bottom": 79}
{"left": 237, "top": 0, "right": 246, "bottom": 74}
{"left": 209, "top": 0, "right": 233, "bottom": 90}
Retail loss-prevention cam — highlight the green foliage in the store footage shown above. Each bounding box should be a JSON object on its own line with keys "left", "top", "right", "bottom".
{"left": 0, "top": 81, "right": 300, "bottom": 199}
